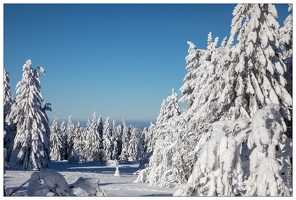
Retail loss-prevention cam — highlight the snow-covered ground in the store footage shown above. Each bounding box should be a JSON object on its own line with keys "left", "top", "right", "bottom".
{"left": 4, "top": 161, "right": 179, "bottom": 196}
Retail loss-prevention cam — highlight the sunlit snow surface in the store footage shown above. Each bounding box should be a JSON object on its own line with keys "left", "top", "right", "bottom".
{"left": 4, "top": 161, "right": 178, "bottom": 196}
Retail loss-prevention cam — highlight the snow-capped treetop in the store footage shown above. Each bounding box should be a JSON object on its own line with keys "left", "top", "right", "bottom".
{"left": 179, "top": 41, "right": 202, "bottom": 107}
{"left": 166, "top": 88, "right": 181, "bottom": 119}
{"left": 67, "top": 115, "right": 75, "bottom": 133}
{"left": 103, "top": 116, "right": 112, "bottom": 138}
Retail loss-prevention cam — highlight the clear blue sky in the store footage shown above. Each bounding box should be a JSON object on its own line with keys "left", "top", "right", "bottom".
{"left": 3, "top": 3, "right": 290, "bottom": 124}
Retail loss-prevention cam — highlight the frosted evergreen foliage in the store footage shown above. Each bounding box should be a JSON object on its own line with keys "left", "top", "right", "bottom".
{"left": 135, "top": 115, "right": 193, "bottom": 187}
{"left": 166, "top": 88, "right": 181, "bottom": 119}
{"left": 60, "top": 121, "right": 67, "bottom": 160}
{"left": 68, "top": 122, "right": 86, "bottom": 162}
{"left": 119, "top": 120, "right": 131, "bottom": 162}
{"left": 138, "top": 124, "right": 154, "bottom": 170}
{"left": 110, "top": 120, "right": 119, "bottom": 159}
{"left": 116, "top": 123, "right": 123, "bottom": 158}
{"left": 180, "top": 34, "right": 232, "bottom": 123}
{"left": 136, "top": 4, "right": 292, "bottom": 194}
{"left": 173, "top": 105, "right": 292, "bottom": 196}
{"left": 8, "top": 59, "right": 51, "bottom": 170}
{"left": 227, "top": 4, "right": 292, "bottom": 121}
{"left": 174, "top": 118, "right": 251, "bottom": 196}
{"left": 84, "top": 112, "right": 101, "bottom": 162}
{"left": 179, "top": 41, "right": 203, "bottom": 108}
{"left": 66, "top": 115, "right": 75, "bottom": 160}
{"left": 3, "top": 69, "right": 13, "bottom": 120}
{"left": 50, "top": 117, "right": 63, "bottom": 161}
{"left": 127, "top": 128, "right": 143, "bottom": 161}
{"left": 3, "top": 69, "right": 15, "bottom": 160}
{"left": 279, "top": 4, "right": 292, "bottom": 59}
{"left": 246, "top": 104, "right": 292, "bottom": 196}
{"left": 103, "top": 117, "right": 113, "bottom": 160}
{"left": 279, "top": 4, "right": 292, "bottom": 97}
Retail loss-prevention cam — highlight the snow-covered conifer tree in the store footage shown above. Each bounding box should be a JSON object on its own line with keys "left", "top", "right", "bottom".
{"left": 69, "top": 122, "right": 86, "bottom": 162}
{"left": 179, "top": 41, "right": 203, "bottom": 108}
{"left": 174, "top": 104, "right": 292, "bottom": 196}
{"left": 227, "top": 4, "right": 292, "bottom": 121}
{"left": 116, "top": 123, "right": 123, "bottom": 157}
{"left": 66, "top": 115, "right": 75, "bottom": 160}
{"left": 59, "top": 121, "right": 67, "bottom": 160}
{"left": 102, "top": 117, "right": 113, "bottom": 160}
{"left": 3, "top": 69, "right": 15, "bottom": 160}
{"left": 166, "top": 88, "right": 181, "bottom": 119}
{"left": 84, "top": 112, "right": 101, "bottom": 162}
{"left": 119, "top": 120, "right": 131, "bottom": 162}
{"left": 3, "top": 69, "right": 13, "bottom": 122}
{"left": 136, "top": 129, "right": 145, "bottom": 161}
{"left": 110, "top": 120, "right": 119, "bottom": 160}
{"left": 246, "top": 104, "right": 292, "bottom": 196}
{"left": 8, "top": 59, "right": 51, "bottom": 170}
{"left": 97, "top": 115, "right": 104, "bottom": 161}
{"left": 279, "top": 4, "right": 293, "bottom": 61}
{"left": 50, "top": 117, "right": 63, "bottom": 161}
{"left": 138, "top": 122, "right": 155, "bottom": 170}
{"left": 279, "top": 4, "right": 293, "bottom": 137}
{"left": 127, "top": 127, "right": 139, "bottom": 161}
{"left": 156, "top": 99, "right": 166, "bottom": 125}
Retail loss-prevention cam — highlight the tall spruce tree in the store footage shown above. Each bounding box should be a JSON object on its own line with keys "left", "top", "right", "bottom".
{"left": 3, "top": 69, "right": 15, "bottom": 160}
{"left": 8, "top": 59, "right": 51, "bottom": 170}
{"left": 84, "top": 112, "right": 101, "bottom": 162}
{"left": 50, "top": 117, "right": 63, "bottom": 161}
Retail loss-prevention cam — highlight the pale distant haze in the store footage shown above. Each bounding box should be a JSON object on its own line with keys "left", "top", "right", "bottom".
{"left": 3, "top": 3, "right": 290, "bottom": 126}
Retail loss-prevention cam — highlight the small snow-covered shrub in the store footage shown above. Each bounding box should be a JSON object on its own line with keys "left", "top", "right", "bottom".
{"left": 68, "top": 149, "right": 80, "bottom": 165}
{"left": 106, "top": 159, "right": 119, "bottom": 167}
{"left": 106, "top": 160, "right": 121, "bottom": 177}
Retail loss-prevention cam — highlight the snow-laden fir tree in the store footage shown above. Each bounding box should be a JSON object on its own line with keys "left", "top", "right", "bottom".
{"left": 136, "top": 90, "right": 191, "bottom": 187}
{"left": 60, "top": 121, "right": 67, "bottom": 160}
{"left": 119, "top": 120, "right": 131, "bottom": 162}
{"left": 110, "top": 120, "right": 119, "bottom": 160}
{"left": 152, "top": 88, "right": 181, "bottom": 148}
{"left": 102, "top": 117, "right": 113, "bottom": 160}
{"left": 174, "top": 116, "right": 252, "bottom": 196}
{"left": 3, "top": 69, "right": 15, "bottom": 161}
{"left": 179, "top": 41, "right": 203, "bottom": 108}
{"left": 97, "top": 115, "right": 104, "bottom": 142}
{"left": 279, "top": 4, "right": 293, "bottom": 138}
{"left": 226, "top": 4, "right": 292, "bottom": 121}
{"left": 8, "top": 59, "right": 51, "bottom": 170}
{"left": 127, "top": 127, "right": 142, "bottom": 161}
{"left": 246, "top": 104, "right": 292, "bottom": 196}
{"left": 50, "top": 117, "right": 63, "bottom": 161}
{"left": 68, "top": 122, "right": 86, "bottom": 162}
{"left": 136, "top": 129, "right": 145, "bottom": 161}
{"left": 116, "top": 123, "right": 123, "bottom": 158}
{"left": 84, "top": 112, "right": 101, "bottom": 162}
{"left": 66, "top": 115, "right": 75, "bottom": 160}
{"left": 279, "top": 4, "right": 292, "bottom": 118}
{"left": 3, "top": 69, "right": 13, "bottom": 123}
{"left": 172, "top": 104, "right": 292, "bottom": 196}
